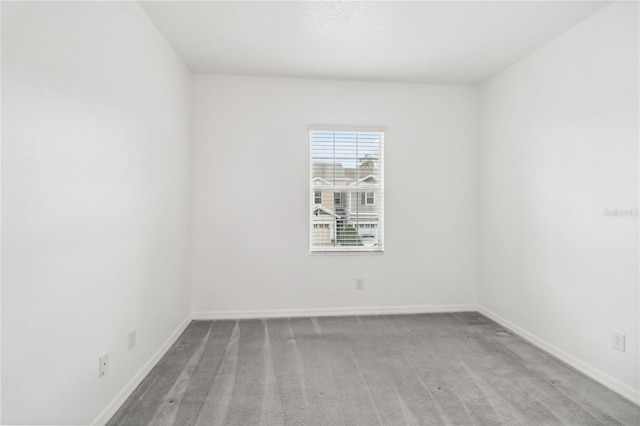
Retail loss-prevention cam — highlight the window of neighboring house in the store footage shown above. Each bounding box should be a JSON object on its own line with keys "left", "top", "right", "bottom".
{"left": 310, "top": 129, "right": 384, "bottom": 253}
{"left": 360, "top": 192, "right": 375, "bottom": 205}
{"left": 334, "top": 192, "right": 343, "bottom": 206}
{"left": 366, "top": 192, "right": 375, "bottom": 205}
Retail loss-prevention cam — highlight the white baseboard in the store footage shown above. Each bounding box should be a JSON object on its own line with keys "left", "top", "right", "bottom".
{"left": 478, "top": 306, "right": 640, "bottom": 405}
{"left": 192, "top": 304, "right": 477, "bottom": 320}
{"left": 91, "top": 314, "right": 192, "bottom": 425}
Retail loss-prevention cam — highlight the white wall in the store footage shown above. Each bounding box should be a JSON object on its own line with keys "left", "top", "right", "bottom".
{"left": 191, "top": 75, "right": 477, "bottom": 316}
{"left": 2, "top": 2, "right": 192, "bottom": 424}
{"left": 478, "top": 1, "right": 639, "bottom": 401}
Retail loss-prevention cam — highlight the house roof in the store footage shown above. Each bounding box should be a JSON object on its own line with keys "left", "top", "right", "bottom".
{"left": 312, "top": 163, "right": 380, "bottom": 187}
{"left": 312, "top": 205, "right": 339, "bottom": 218}
{"left": 350, "top": 174, "right": 378, "bottom": 186}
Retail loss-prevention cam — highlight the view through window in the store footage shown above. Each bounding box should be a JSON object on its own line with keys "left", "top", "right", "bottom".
{"left": 310, "top": 129, "right": 384, "bottom": 253}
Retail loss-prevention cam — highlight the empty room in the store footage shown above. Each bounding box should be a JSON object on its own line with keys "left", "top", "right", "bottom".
{"left": 1, "top": 0, "right": 638, "bottom": 425}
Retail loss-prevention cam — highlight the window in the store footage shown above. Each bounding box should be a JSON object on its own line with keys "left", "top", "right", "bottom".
{"left": 310, "top": 129, "right": 384, "bottom": 253}
{"left": 361, "top": 192, "right": 375, "bottom": 205}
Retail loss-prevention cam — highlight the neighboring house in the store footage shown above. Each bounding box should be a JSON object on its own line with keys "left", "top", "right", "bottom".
{"left": 311, "top": 205, "right": 339, "bottom": 245}
{"left": 311, "top": 166, "right": 381, "bottom": 246}
{"left": 347, "top": 174, "right": 380, "bottom": 239}
{"left": 311, "top": 177, "right": 335, "bottom": 210}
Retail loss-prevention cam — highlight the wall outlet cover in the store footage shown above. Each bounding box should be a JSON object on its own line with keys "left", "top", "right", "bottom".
{"left": 612, "top": 331, "right": 625, "bottom": 352}
{"left": 99, "top": 353, "right": 110, "bottom": 378}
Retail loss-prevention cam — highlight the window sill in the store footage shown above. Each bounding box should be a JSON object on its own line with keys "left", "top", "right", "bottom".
{"left": 309, "top": 250, "right": 384, "bottom": 256}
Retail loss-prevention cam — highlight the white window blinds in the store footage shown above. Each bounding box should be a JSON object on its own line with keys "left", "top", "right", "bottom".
{"left": 310, "top": 129, "right": 384, "bottom": 253}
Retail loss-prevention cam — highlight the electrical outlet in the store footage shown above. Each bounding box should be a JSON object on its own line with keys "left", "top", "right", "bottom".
{"left": 356, "top": 278, "right": 364, "bottom": 290}
{"left": 612, "top": 331, "right": 625, "bottom": 352}
{"left": 129, "top": 329, "right": 137, "bottom": 351}
{"left": 99, "top": 353, "right": 110, "bottom": 378}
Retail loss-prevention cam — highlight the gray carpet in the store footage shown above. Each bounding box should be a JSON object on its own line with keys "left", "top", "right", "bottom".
{"left": 107, "top": 312, "right": 639, "bottom": 425}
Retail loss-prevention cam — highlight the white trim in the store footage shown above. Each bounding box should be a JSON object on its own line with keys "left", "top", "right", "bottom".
{"left": 365, "top": 191, "right": 375, "bottom": 205}
{"left": 309, "top": 124, "right": 387, "bottom": 132}
{"left": 91, "top": 315, "right": 192, "bottom": 425}
{"left": 310, "top": 247, "right": 383, "bottom": 254}
{"left": 312, "top": 185, "right": 379, "bottom": 192}
{"left": 309, "top": 250, "right": 384, "bottom": 256}
{"left": 311, "top": 205, "right": 338, "bottom": 217}
{"left": 311, "top": 177, "right": 332, "bottom": 186}
{"left": 349, "top": 174, "right": 378, "bottom": 186}
{"left": 333, "top": 191, "right": 344, "bottom": 206}
{"left": 192, "top": 304, "right": 477, "bottom": 320}
{"left": 478, "top": 306, "right": 640, "bottom": 405}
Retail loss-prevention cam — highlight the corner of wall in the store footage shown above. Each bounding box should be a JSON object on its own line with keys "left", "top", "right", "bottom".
{"left": 91, "top": 314, "right": 192, "bottom": 425}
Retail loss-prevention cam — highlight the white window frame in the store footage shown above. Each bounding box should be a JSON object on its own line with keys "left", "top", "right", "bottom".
{"left": 314, "top": 190, "right": 322, "bottom": 205}
{"left": 362, "top": 192, "right": 375, "bottom": 205}
{"left": 309, "top": 127, "right": 384, "bottom": 254}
